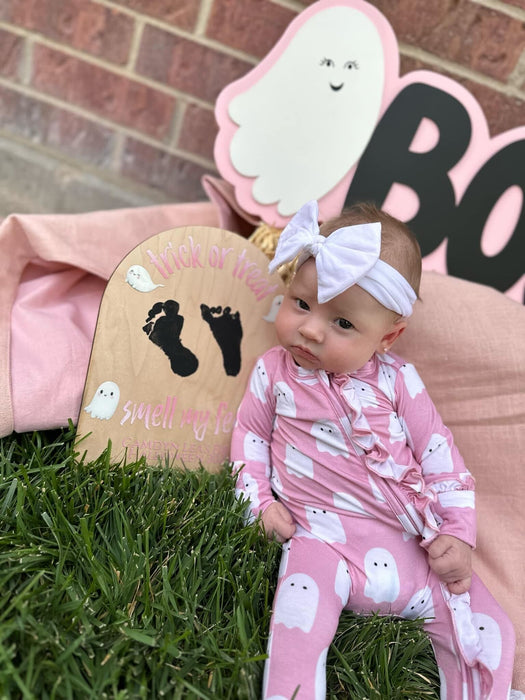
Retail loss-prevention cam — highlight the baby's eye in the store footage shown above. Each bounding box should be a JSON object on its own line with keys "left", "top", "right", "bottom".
{"left": 335, "top": 318, "right": 353, "bottom": 330}
{"left": 344, "top": 60, "right": 359, "bottom": 70}
{"left": 320, "top": 57, "right": 335, "bottom": 68}
{"left": 295, "top": 298, "right": 310, "bottom": 311}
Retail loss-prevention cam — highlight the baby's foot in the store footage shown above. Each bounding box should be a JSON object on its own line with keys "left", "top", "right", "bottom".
{"left": 143, "top": 300, "right": 198, "bottom": 377}
{"left": 200, "top": 304, "right": 243, "bottom": 376}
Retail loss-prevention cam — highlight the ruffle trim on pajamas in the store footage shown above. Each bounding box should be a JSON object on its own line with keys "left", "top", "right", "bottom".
{"left": 340, "top": 377, "right": 442, "bottom": 542}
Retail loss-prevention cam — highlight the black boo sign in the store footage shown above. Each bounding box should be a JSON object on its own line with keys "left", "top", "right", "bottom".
{"left": 344, "top": 82, "right": 525, "bottom": 302}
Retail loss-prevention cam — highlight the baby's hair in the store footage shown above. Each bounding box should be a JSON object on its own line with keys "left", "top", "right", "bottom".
{"left": 319, "top": 202, "right": 422, "bottom": 298}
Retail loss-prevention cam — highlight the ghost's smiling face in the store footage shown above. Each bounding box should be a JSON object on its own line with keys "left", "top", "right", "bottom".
{"left": 125, "top": 265, "right": 163, "bottom": 292}
{"left": 84, "top": 380, "right": 120, "bottom": 420}
{"left": 319, "top": 56, "right": 360, "bottom": 92}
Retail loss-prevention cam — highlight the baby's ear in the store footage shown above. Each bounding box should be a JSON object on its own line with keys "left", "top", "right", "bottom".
{"left": 379, "top": 319, "right": 407, "bottom": 353}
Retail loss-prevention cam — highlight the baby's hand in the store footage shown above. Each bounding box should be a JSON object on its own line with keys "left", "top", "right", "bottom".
{"left": 261, "top": 502, "right": 296, "bottom": 543}
{"left": 427, "top": 534, "right": 473, "bottom": 594}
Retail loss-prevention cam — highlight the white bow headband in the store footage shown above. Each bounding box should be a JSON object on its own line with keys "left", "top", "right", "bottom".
{"left": 268, "top": 201, "right": 417, "bottom": 317}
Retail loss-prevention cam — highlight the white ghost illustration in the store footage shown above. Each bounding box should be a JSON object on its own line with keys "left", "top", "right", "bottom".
{"left": 364, "top": 547, "right": 400, "bottom": 603}
{"left": 278, "top": 540, "right": 293, "bottom": 579}
{"left": 296, "top": 365, "right": 319, "bottom": 386}
{"left": 315, "top": 647, "right": 329, "bottom": 700}
{"left": 274, "top": 382, "right": 296, "bottom": 417}
{"left": 243, "top": 430, "right": 270, "bottom": 464}
{"left": 335, "top": 559, "right": 352, "bottom": 606}
{"left": 270, "top": 468, "right": 287, "bottom": 499}
{"left": 84, "top": 381, "right": 120, "bottom": 420}
{"left": 437, "top": 490, "right": 475, "bottom": 509}
{"left": 274, "top": 572, "right": 319, "bottom": 633}
{"left": 305, "top": 505, "right": 346, "bottom": 543}
{"left": 377, "top": 362, "right": 397, "bottom": 401}
{"left": 311, "top": 420, "right": 349, "bottom": 457}
{"left": 368, "top": 475, "right": 386, "bottom": 503}
{"left": 125, "top": 264, "right": 164, "bottom": 292}
{"left": 421, "top": 434, "right": 455, "bottom": 474}
{"left": 401, "top": 587, "right": 435, "bottom": 620}
{"left": 225, "top": 5, "right": 386, "bottom": 216}
{"left": 472, "top": 612, "right": 502, "bottom": 671}
{"left": 350, "top": 378, "right": 379, "bottom": 407}
{"left": 237, "top": 471, "right": 260, "bottom": 510}
{"left": 400, "top": 363, "right": 425, "bottom": 398}
{"left": 263, "top": 294, "right": 284, "bottom": 322}
{"left": 285, "top": 444, "right": 314, "bottom": 479}
{"left": 333, "top": 492, "right": 373, "bottom": 518}
{"left": 250, "top": 359, "right": 269, "bottom": 402}
{"left": 388, "top": 412, "right": 406, "bottom": 443}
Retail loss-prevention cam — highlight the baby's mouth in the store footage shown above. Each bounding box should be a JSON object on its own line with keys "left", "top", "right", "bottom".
{"left": 330, "top": 82, "right": 344, "bottom": 91}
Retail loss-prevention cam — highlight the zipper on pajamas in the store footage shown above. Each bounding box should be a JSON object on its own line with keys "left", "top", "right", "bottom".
{"left": 323, "top": 376, "right": 426, "bottom": 539}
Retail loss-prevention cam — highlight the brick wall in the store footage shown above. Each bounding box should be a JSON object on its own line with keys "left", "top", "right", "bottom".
{"left": 0, "top": 0, "right": 524, "bottom": 215}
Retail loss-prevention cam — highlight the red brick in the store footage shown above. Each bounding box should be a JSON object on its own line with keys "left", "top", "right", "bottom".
{"left": 376, "top": 1, "right": 525, "bottom": 83}
{"left": 0, "top": 85, "right": 115, "bottom": 165}
{"left": 205, "top": 0, "right": 296, "bottom": 59}
{"left": 121, "top": 138, "right": 212, "bottom": 201}
{"left": 177, "top": 104, "right": 217, "bottom": 161}
{"left": 0, "top": 28, "right": 24, "bottom": 79}
{"left": 400, "top": 55, "right": 525, "bottom": 136}
{"left": 136, "top": 25, "right": 251, "bottom": 103}
{"left": 110, "top": 0, "right": 200, "bottom": 32}
{"left": 0, "top": 0, "right": 134, "bottom": 65}
{"left": 31, "top": 45, "right": 176, "bottom": 139}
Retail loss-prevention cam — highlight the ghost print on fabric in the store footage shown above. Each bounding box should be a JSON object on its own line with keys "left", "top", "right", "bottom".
{"left": 250, "top": 358, "right": 269, "bottom": 403}
{"left": 274, "top": 573, "right": 319, "bottom": 633}
{"left": 364, "top": 547, "right": 400, "bottom": 603}
{"left": 311, "top": 419, "right": 349, "bottom": 457}
{"left": 243, "top": 430, "right": 270, "bottom": 464}
{"left": 274, "top": 382, "right": 297, "bottom": 417}
{"left": 399, "top": 363, "right": 425, "bottom": 398}
{"left": 305, "top": 506, "right": 346, "bottom": 543}
{"left": 421, "top": 433, "right": 455, "bottom": 474}
{"left": 285, "top": 443, "right": 314, "bottom": 479}
{"left": 334, "top": 559, "right": 352, "bottom": 606}
{"left": 401, "top": 587, "right": 435, "bottom": 620}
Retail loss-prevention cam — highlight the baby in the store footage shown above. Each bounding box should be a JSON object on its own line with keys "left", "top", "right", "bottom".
{"left": 230, "top": 200, "right": 516, "bottom": 699}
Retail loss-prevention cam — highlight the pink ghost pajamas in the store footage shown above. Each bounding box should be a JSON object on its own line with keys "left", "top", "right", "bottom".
{"left": 230, "top": 346, "right": 515, "bottom": 700}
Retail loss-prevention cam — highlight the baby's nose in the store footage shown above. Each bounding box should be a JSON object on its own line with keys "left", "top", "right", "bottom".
{"left": 299, "top": 318, "right": 324, "bottom": 342}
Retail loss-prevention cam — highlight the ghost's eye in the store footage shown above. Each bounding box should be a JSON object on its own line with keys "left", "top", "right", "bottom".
{"left": 344, "top": 60, "right": 359, "bottom": 70}
{"left": 320, "top": 57, "right": 335, "bottom": 68}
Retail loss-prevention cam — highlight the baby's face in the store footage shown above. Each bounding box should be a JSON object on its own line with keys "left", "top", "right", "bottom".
{"left": 275, "top": 258, "right": 402, "bottom": 374}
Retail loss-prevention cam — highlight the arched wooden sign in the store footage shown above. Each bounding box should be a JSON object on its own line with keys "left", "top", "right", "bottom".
{"left": 76, "top": 226, "right": 286, "bottom": 470}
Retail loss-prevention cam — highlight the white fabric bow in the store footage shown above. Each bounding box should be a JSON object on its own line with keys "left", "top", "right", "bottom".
{"left": 268, "top": 200, "right": 416, "bottom": 317}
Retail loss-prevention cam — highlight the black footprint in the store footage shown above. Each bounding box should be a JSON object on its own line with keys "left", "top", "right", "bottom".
{"left": 143, "top": 300, "right": 198, "bottom": 377}
{"left": 200, "top": 304, "right": 243, "bottom": 377}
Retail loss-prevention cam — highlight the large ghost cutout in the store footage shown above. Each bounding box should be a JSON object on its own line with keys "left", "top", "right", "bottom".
{"left": 84, "top": 380, "right": 120, "bottom": 420}
{"left": 364, "top": 547, "right": 400, "bottom": 603}
{"left": 274, "top": 573, "right": 319, "bottom": 633}
{"left": 215, "top": 1, "right": 397, "bottom": 224}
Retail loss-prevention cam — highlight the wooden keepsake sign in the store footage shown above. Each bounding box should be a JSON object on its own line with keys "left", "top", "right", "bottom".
{"left": 76, "top": 226, "right": 286, "bottom": 470}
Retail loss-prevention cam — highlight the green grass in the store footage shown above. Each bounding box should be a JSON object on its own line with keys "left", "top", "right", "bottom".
{"left": 0, "top": 427, "right": 439, "bottom": 699}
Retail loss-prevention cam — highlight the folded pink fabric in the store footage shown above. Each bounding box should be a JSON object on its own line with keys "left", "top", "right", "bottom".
{"left": 2, "top": 202, "right": 221, "bottom": 435}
